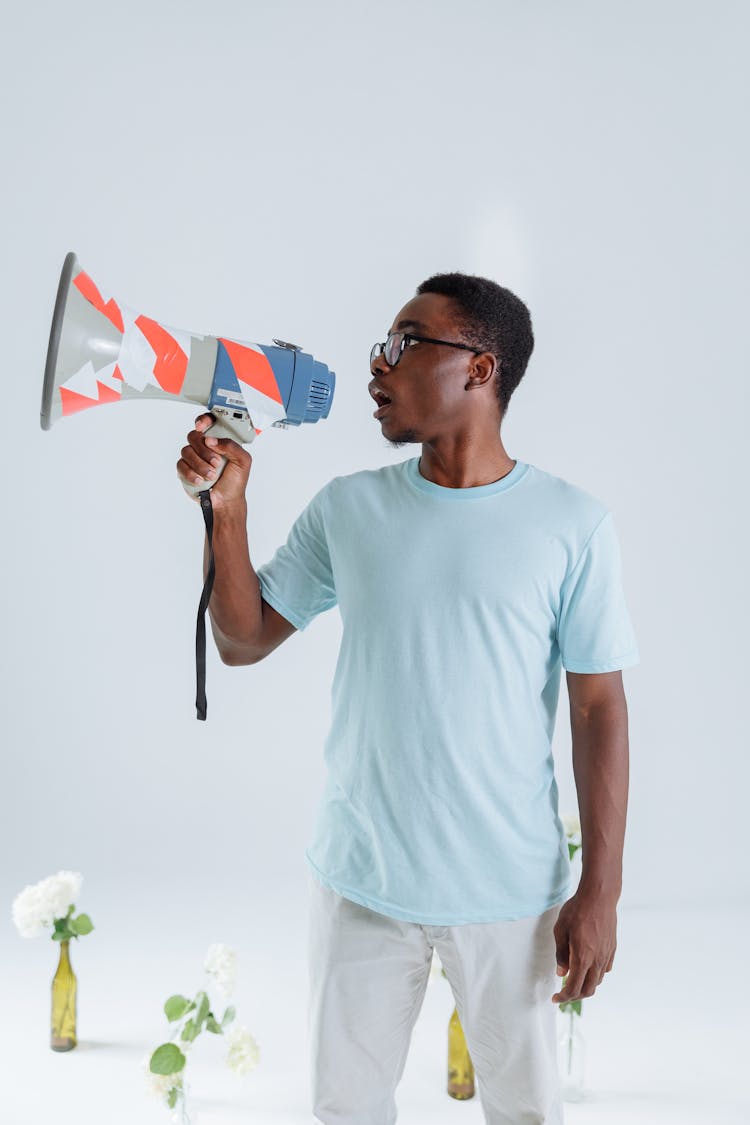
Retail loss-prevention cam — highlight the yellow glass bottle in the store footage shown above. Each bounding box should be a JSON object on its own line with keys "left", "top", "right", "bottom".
{"left": 51, "top": 939, "right": 77, "bottom": 1051}
{"left": 447, "top": 1004, "right": 474, "bottom": 1099}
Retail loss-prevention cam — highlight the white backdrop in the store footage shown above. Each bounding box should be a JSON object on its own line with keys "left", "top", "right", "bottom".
{"left": 2, "top": 0, "right": 748, "bottom": 966}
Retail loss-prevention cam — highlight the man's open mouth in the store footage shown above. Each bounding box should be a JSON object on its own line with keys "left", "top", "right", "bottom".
{"left": 370, "top": 387, "right": 393, "bottom": 418}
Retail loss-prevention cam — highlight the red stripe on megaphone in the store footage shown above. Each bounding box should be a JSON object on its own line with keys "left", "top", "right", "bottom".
{"left": 135, "top": 315, "right": 189, "bottom": 395}
{"left": 60, "top": 380, "right": 122, "bottom": 416}
{"left": 73, "top": 270, "right": 124, "bottom": 333}
{"left": 218, "top": 337, "right": 284, "bottom": 404}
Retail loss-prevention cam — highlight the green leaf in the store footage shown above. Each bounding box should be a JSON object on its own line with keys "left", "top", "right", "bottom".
{"left": 221, "top": 1005, "right": 236, "bottom": 1028}
{"left": 53, "top": 916, "right": 77, "bottom": 942}
{"left": 167, "top": 1088, "right": 178, "bottom": 1109}
{"left": 558, "top": 998, "right": 583, "bottom": 1016}
{"left": 194, "top": 991, "right": 210, "bottom": 1028}
{"left": 164, "top": 995, "right": 192, "bottom": 1022}
{"left": 181, "top": 1019, "right": 200, "bottom": 1043}
{"left": 205, "top": 1016, "right": 222, "bottom": 1034}
{"left": 150, "top": 1043, "right": 186, "bottom": 1076}
{"left": 72, "top": 913, "right": 94, "bottom": 935}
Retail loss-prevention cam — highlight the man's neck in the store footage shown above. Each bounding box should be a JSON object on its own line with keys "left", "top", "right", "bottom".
{"left": 418, "top": 433, "right": 516, "bottom": 489}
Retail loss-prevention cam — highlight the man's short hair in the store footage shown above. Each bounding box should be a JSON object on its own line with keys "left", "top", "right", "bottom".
{"left": 416, "top": 272, "right": 534, "bottom": 417}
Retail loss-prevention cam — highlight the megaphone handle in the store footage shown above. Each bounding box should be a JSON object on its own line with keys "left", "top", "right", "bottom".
{"left": 181, "top": 418, "right": 247, "bottom": 498}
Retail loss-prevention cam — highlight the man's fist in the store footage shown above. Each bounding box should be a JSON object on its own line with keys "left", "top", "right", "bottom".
{"left": 176, "top": 413, "right": 252, "bottom": 509}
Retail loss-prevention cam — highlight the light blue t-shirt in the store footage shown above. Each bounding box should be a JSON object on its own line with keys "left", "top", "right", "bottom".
{"left": 256, "top": 457, "right": 639, "bottom": 924}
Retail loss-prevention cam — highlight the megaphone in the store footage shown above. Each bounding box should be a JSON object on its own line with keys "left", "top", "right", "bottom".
{"left": 41, "top": 252, "right": 337, "bottom": 721}
{"left": 42, "top": 251, "right": 336, "bottom": 494}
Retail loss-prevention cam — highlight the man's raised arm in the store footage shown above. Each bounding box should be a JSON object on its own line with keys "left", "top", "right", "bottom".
{"left": 177, "top": 413, "right": 297, "bottom": 665}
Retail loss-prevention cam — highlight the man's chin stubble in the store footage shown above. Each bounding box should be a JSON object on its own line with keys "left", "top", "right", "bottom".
{"left": 385, "top": 429, "right": 419, "bottom": 449}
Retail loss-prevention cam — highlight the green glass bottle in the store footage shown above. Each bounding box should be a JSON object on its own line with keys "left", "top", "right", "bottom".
{"left": 51, "top": 939, "right": 77, "bottom": 1051}
{"left": 447, "top": 1004, "right": 474, "bottom": 1099}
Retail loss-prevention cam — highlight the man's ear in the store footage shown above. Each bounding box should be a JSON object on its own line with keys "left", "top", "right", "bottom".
{"left": 466, "top": 351, "right": 498, "bottom": 389}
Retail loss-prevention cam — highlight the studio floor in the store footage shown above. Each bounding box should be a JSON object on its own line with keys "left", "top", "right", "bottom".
{"left": 2, "top": 879, "right": 746, "bottom": 1125}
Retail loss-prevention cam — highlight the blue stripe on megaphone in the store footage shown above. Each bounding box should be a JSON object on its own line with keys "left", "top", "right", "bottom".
{"left": 207, "top": 340, "right": 334, "bottom": 426}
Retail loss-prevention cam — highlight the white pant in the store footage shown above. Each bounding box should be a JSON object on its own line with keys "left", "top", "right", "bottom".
{"left": 307, "top": 872, "right": 565, "bottom": 1124}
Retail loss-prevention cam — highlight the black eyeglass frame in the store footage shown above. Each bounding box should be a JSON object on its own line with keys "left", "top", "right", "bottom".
{"left": 370, "top": 331, "right": 484, "bottom": 369}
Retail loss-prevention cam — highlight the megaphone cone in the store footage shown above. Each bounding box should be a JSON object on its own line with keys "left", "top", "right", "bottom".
{"left": 42, "top": 252, "right": 335, "bottom": 492}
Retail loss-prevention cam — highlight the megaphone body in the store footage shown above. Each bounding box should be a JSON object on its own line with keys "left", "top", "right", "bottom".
{"left": 42, "top": 252, "right": 335, "bottom": 493}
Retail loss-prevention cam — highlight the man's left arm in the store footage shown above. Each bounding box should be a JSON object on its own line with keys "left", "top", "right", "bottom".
{"left": 551, "top": 668, "right": 629, "bottom": 1004}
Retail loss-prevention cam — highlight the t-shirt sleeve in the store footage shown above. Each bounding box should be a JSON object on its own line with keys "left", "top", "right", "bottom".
{"left": 255, "top": 486, "right": 337, "bottom": 632}
{"left": 556, "top": 511, "right": 639, "bottom": 673}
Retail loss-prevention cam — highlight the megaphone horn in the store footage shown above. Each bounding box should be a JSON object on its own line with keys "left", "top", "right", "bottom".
{"left": 42, "top": 252, "right": 336, "bottom": 494}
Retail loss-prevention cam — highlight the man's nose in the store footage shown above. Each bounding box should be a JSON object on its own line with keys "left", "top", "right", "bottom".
{"left": 371, "top": 351, "right": 392, "bottom": 376}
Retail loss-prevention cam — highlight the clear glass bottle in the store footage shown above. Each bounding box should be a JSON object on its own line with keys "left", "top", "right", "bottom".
{"left": 557, "top": 1008, "right": 585, "bottom": 1101}
{"left": 447, "top": 1004, "right": 475, "bottom": 1100}
{"left": 51, "top": 939, "right": 77, "bottom": 1051}
{"left": 170, "top": 1079, "right": 193, "bottom": 1125}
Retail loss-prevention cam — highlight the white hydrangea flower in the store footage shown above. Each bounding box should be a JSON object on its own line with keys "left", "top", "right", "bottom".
{"left": 41, "top": 871, "right": 82, "bottom": 919}
{"left": 561, "top": 813, "right": 581, "bottom": 840}
{"left": 225, "top": 1025, "right": 260, "bottom": 1076}
{"left": 12, "top": 884, "right": 49, "bottom": 937}
{"left": 11, "top": 871, "right": 83, "bottom": 938}
{"left": 141, "top": 1055, "right": 184, "bottom": 1100}
{"left": 204, "top": 943, "right": 237, "bottom": 998}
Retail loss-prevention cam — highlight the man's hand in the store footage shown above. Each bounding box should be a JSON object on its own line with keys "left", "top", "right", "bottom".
{"left": 551, "top": 888, "right": 618, "bottom": 1003}
{"left": 176, "top": 412, "right": 252, "bottom": 510}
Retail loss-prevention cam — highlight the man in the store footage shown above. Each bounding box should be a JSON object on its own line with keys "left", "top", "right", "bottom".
{"left": 177, "top": 272, "right": 638, "bottom": 1125}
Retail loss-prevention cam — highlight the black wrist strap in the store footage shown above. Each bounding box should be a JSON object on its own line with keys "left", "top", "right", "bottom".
{"left": 196, "top": 489, "right": 216, "bottom": 721}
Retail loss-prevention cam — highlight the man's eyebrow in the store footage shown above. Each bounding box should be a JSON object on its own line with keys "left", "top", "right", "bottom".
{"left": 393, "top": 319, "right": 429, "bottom": 332}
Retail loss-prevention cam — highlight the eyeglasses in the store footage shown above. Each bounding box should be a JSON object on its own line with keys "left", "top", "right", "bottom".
{"left": 370, "top": 331, "right": 484, "bottom": 369}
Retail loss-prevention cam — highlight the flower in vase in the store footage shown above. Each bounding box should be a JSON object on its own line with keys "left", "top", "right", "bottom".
{"left": 148, "top": 945, "right": 259, "bottom": 1118}
{"left": 225, "top": 1025, "right": 260, "bottom": 1075}
{"left": 204, "top": 943, "right": 237, "bottom": 999}
{"left": 12, "top": 871, "right": 89, "bottom": 938}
